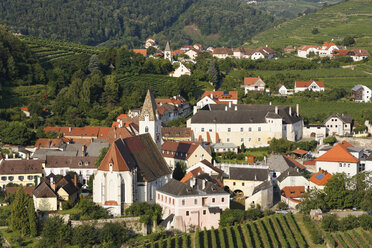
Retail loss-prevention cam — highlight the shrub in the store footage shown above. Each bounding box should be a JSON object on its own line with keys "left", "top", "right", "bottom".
{"left": 218, "top": 227, "right": 226, "bottom": 248}
{"left": 358, "top": 214, "right": 372, "bottom": 230}
{"left": 339, "top": 215, "right": 359, "bottom": 231}
{"left": 124, "top": 202, "right": 162, "bottom": 224}
{"left": 234, "top": 224, "right": 244, "bottom": 248}
{"left": 303, "top": 215, "right": 324, "bottom": 244}
{"left": 324, "top": 232, "right": 336, "bottom": 248}
{"left": 321, "top": 215, "right": 339, "bottom": 232}
{"left": 277, "top": 201, "right": 288, "bottom": 210}
{"left": 242, "top": 223, "right": 254, "bottom": 248}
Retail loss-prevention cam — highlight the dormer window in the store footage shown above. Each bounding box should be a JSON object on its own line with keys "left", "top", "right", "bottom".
{"left": 78, "top": 161, "right": 83, "bottom": 166}
{"left": 85, "top": 161, "right": 89, "bottom": 166}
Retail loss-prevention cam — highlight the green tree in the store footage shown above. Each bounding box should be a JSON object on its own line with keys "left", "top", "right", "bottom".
{"left": 172, "top": 162, "right": 187, "bottom": 181}
{"left": 98, "top": 222, "right": 129, "bottom": 248}
{"left": 177, "top": 75, "right": 196, "bottom": 100}
{"left": 103, "top": 75, "right": 119, "bottom": 110}
{"left": 27, "top": 198, "right": 38, "bottom": 237}
{"left": 40, "top": 216, "right": 72, "bottom": 247}
{"left": 207, "top": 60, "right": 220, "bottom": 86}
{"left": 323, "top": 136, "right": 337, "bottom": 145}
{"left": 95, "top": 146, "right": 109, "bottom": 168}
{"left": 321, "top": 214, "right": 339, "bottom": 232}
{"left": 71, "top": 224, "right": 97, "bottom": 247}
{"left": 88, "top": 55, "right": 101, "bottom": 74}
{"left": 324, "top": 173, "right": 351, "bottom": 209}
{"left": 343, "top": 36, "right": 355, "bottom": 46}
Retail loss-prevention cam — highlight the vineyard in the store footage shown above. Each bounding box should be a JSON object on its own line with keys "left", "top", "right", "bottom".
{"left": 135, "top": 214, "right": 372, "bottom": 248}
{"left": 20, "top": 36, "right": 104, "bottom": 65}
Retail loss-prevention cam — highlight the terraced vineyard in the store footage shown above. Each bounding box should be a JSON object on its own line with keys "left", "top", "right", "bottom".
{"left": 20, "top": 36, "right": 104, "bottom": 65}
{"left": 325, "top": 229, "right": 372, "bottom": 248}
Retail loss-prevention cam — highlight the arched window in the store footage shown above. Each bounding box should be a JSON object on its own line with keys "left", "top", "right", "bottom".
{"left": 145, "top": 126, "right": 149, "bottom": 132}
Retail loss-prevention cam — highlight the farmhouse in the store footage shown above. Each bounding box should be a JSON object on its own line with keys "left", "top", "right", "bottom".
{"left": 241, "top": 77, "right": 266, "bottom": 94}
{"left": 196, "top": 91, "right": 238, "bottom": 109}
{"left": 297, "top": 45, "right": 319, "bottom": 58}
{"left": 324, "top": 113, "right": 353, "bottom": 136}
{"left": 0, "top": 159, "right": 43, "bottom": 188}
{"left": 352, "top": 84, "right": 371, "bottom": 103}
{"left": 169, "top": 62, "right": 191, "bottom": 77}
{"left": 250, "top": 47, "right": 276, "bottom": 60}
{"left": 318, "top": 42, "right": 339, "bottom": 57}
{"left": 294, "top": 80, "right": 324, "bottom": 93}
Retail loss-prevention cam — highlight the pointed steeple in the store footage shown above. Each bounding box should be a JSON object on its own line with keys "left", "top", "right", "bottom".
{"left": 139, "top": 89, "right": 159, "bottom": 121}
{"left": 165, "top": 41, "right": 171, "bottom": 52}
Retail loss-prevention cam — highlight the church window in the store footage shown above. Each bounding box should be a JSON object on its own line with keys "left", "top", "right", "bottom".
{"left": 182, "top": 200, "right": 185, "bottom": 206}
{"left": 145, "top": 126, "right": 149, "bottom": 132}
{"left": 186, "top": 211, "right": 189, "bottom": 216}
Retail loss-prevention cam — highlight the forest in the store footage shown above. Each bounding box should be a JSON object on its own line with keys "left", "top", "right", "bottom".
{"left": 0, "top": 0, "right": 275, "bottom": 48}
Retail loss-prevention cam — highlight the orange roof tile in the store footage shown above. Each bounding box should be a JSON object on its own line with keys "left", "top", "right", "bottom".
{"left": 117, "top": 114, "right": 129, "bottom": 120}
{"left": 282, "top": 186, "right": 305, "bottom": 198}
{"left": 201, "top": 91, "right": 238, "bottom": 101}
{"left": 295, "top": 81, "right": 324, "bottom": 88}
{"left": 315, "top": 143, "right": 359, "bottom": 163}
{"left": 321, "top": 42, "right": 337, "bottom": 50}
{"left": 310, "top": 170, "right": 333, "bottom": 186}
{"left": 180, "top": 167, "right": 204, "bottom": 183}
{"left": 105, "top": 201, "right": 118, "bottom": 206}
{"left": 98, "top": 143, "right": 131, "bottom": 172}
{"left": 20, "top": 107, "right": 29, "bottom": 112}
{"left": 133, "top": 49, "right": 147, "bottom": 57}
{"left": 292, "top": 149, "right": 308, "bottom": 155}
{"left": 341, "top": 140, "right": 353, "bottom": 147}
{"left": 243, "top": 77, "right": 260, "bottom": 85}
{"left": 303, "top": 160, "right": 316, "bottom": 166}
{"left": 35, "top": 138, "right": 63, "bottom": 149}
{"left": 298, "top": 45, "right": 318, "bottom": 51}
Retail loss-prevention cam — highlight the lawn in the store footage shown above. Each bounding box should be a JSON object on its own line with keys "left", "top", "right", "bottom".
{"left": 0, "top": 228, "right": 39, "bottom": 247}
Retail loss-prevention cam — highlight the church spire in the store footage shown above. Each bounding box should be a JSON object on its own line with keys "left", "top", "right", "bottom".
{"left": 164, "top": 41, "right": 172, "bottom": 62}
{"left": 165, "top": 41, "right": 171, "bottom": 52}
{"left": 139, "top": 89, "right": 158, "bottom": 121}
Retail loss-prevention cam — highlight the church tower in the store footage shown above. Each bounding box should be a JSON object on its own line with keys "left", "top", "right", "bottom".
{"left": 139, "top": 89, "right": 162, "bottom": 149}
{"left": 164, "top": 41, "right": 172, "bottom": 62}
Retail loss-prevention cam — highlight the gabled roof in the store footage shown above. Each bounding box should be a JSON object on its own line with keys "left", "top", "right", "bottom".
{"left": 0, "top": 160, "right": 43, "bottom": 174}
{"left": 292, "top": 149, "right": 308, "bottom": 155}
{"left": 33, "top": 181, "right": 57, "bottom": 198}
{"left": 198, "top": 159, "right": 224, "bottom": 175}
{"left": 181, "top": 167, "right": 204, "bottom": 183}
{"left": 243, "top": 77, "right": 265, "bottom": 86}
{"left": 298, "top": 45, "right": 318, "bottom": 51}
{"left": 5, "top": 186, "right": 34, "bottom": 197}
{"left": 228, "top": 167, "right": 269, "bottom": 181}
{"left": 276, "top": 167, "right": 302, "bottom": 183}
{"left": 325, "top": 113, "right": 353, "bottom": 124}
{"left": 35, "top": 138, "right": 64, "bottom": 149}
{"left": 315, "top": 143, "right": 359, "bottom": 163}
{"left": 309, "top": 170, "right": 333, "bottom": 186}
{"left": 98, "top": 134, "right": 171, "bottom": 182}
{"left": 139, "top": 89, "right": 159, "bottom": 122}
{"left": 201, "top": 91, "right": 238, "bottom": 101}
{"left": 350, "top": 49, "right": 370, "bottom": 57}
{"left": 281, "top": 186, "right": 305, "bottom": 198}
{"left": 212, "top": 48, "right": 233, "bottom": 55}
{"left": 320, "top": 42, "right": 337, "bottom": 50}
{"left": 161, "top": 140, "right": 203, "bottom": 160}
{"left": 267, "top": 154, "right": 305, "bottom": 173}
{"left": 295, "top": 80, "right": 324, "bottom": 88}
{"left": 252, "top": 180, "right": 273, "bottom": 195}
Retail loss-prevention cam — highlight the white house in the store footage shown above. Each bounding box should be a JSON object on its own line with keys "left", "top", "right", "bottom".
{"left": 309, "top": 169, "right": 333, "bottom": 190}
{"left": 276, "top": 167, "right": 310, "bottom": 189}
{"left": 324, "top": 113, "right": 353, "bottom": 136}
{"left": 196, "top": 91, "right": 238, "bottom": 109}
{"left": 352, "top": 84, "right": 372, "bottom": 103}
{"left": 245, "top": 180, "right": 273, "bottom": 209}
{"left": 349, "top": 49, "right": 370, "bottom": 61}
{"left": 278, "top": 84, "right": 288, "bottom": 95}
{"left": 185, "top": 160, "right": 224, "bottom": 178}
{"left": 297, "top": 45, "right": 319, "bottom": 58}
{"left": 185, "top": 49, "right": 199, "bottom": 60}
{"left": 188, "top": 104, "right": 303, "bottom": 148}
{"left": 250, "top": 47, "right": 276, "bottom": 60}
{"left": 212, "top": 48, "right": 233, "bottom": 59}
{"left": 315, "top": 142, "right": 363, "bottom": 177}
{"left": 294, "top": 80, "right": 324, "bottom": 93}
{"left": 241, "top": 77, "right": 266, "bottom": 94}
{"left": 318, "top": 42, "right": 339, "bottom": 57}
{"left": 303, "top": 124, "right": 327, "bottom": 140}
{"left": 170, "top": 63, "right": 191, "bottom": 77}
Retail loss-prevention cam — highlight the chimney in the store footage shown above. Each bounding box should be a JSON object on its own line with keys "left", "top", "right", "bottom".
{"left": 275, "top": 106, "right": 278, "bottom": 114}
{"left": 225, "top": 106, "right": 228, "bottom": 111}
{"left": 228, "top": 101, "right": 232, "bottom": 108}
{"left": 289, "top": 107, "right": 292, "bottom": 116}
{"left": 269, "top": 101, "right": 272, "bottom": 106}
{"left": 26, "top": 152, "right": 30, "bottom": 160}
{"left": 74, "top": 174, "right": 78, "bottom": 187}
{"left": 13, "top": 153, "right": 15, "bottom": 159}
{"left": 234, "top": 106, "right": 238, "bottom": 111}
{"left": 210, "top": 93, "right": 213, "bottom": 99}
{"left": 81, "top": 145, "right": 86, "bottom": 157}
{"left": 296, "top": 104, "right": 299, "bottom": 116}
{"left": 69, "top": 127, "right": 72, "bottom": 132}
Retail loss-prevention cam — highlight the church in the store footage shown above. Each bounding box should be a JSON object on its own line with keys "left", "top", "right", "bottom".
{"left": 93, "top": 90, "right": 171, "bottom": 216}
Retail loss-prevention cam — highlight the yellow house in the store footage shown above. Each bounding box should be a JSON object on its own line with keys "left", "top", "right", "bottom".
{"left": 161, "top": 140, "right": 212, "bottom": 170}
{"left": 0, "top": 159, "right": 42, "bottom": 188}
{"left": 223, "top": 166, "right": 269, "bottom": 197}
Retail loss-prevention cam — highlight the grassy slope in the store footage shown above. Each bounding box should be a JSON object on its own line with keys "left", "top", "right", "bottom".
{"left": 249, "top": 0, "right": 372, "bottom": 52}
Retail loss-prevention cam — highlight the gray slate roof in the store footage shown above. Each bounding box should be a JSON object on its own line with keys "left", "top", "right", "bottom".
{"left": 276, "top": 167, "right": 302, "bottom": 182}
{"left": 325, "top": 113, "right": 353, "bottom": 124}
{"left": 229, "top": 167, "right": 269, "bottom": 181}
{"left": 266, "top": 155, "right": 301, "bottom": 173}
{"left": 252, "top": 180, "right": 273, "bottom": 195}
{"left": 191, "top": 104, "right": 302, "bottom": 124}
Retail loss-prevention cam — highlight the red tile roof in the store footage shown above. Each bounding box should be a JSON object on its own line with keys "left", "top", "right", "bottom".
{"left": 292, "top": 149, "right": 308, "bottom": 155}
{"left": 295, "top": 81, "right": 324, "bottom": 88}
{"left": 283, "top": 155, "right": 306, "bottom": 170}
{"left": 133, "top": 49, "right": 147, "bottom": 57}
{"left": 201, "top": 91, "right": 238, "bottom": 101}
{"left": 310, "top": 170, "right": 333, "bottom": 186}
{"left": 117, "top": 114, "right": 129, "bottom": 120}
{"left": 315, "top": 143, "right": 359, "bottom": 163}
{"left": 20, "top": 107, "right": 29, "bottom": 112}
{"left": 321, "top": 42, "right": 337, "bottom": 50}
{"left": 212, "top": 48, "right": 233, "bottom": 55}
{"left": 98, "top": 143, "right": 130, "bottom": 172}
{"left": 105, "top": 201, "right": 118, "bottom": 206}
{"left": 303, "top": 159, "right": 316, "bottom": 166}
{"left": 350, "top": 49, "right": 370, "bottom": 57}
{"left": 281, "top": 186, "right": 305, "bottom": 198}
{"left": 298, "top": 45, "right": 318, "bottom": 51}
{"left": 341, "top": 140, "right": 353, "bottom": 147}
{"left": 35, "top": 138, "right": 64, "bottom": 149}
{"left": 180, "top": 167, "right": 204, "bottom": 183}
{"left": 243, "top": 77, "right": 260, "bottom": 86}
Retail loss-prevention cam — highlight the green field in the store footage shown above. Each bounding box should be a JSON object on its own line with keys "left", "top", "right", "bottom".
{"left": 136, "top": 214, "right": 372, "bottom": 248}
{"left": 20, "top": 36, "right": 104, "bottom": 65}
{"left": 249, "top": 0, "right": 372, "bottom": 53}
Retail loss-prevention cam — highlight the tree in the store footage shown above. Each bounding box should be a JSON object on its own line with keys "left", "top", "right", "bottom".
{"left": 311, "top": 28, "right": 319, "bottom": 34}
{"left": 71, "top": 224, "right": 97, "bottom": 247}
{"left": 102, "top": 75, "right": 119, "bottom": 110}
{"left": 172, "top": 162, "right": 187, "bottom": 181}
{"left": 323, "top": 136, "right": 337, "bottom": 145}
{"left": 321, "top": 214, "right": 339, "bottom": 232}
{"left": 177, "top": 75, "right": 196, "bottom": 100}
{"left": 40, "top": 216, "right": 72, "bottom": 247}
{"left": 343, "top": 36, "right": 355, "bottom": 46}
{"left": 207, "top": 60, "right": 220, "bottom": 86}
{"left": 9, "top": 187, "right": 37, "bottom": 237}
{"left": 98, "top": 222, "right": 129, "bottom": 247}
{"left": 95, "top": 146, "right": 109, "bottom": 168}
{"left": 88, "top": 55, "right": 101, "bottom": 74}
{"left": 324, "top": 173, "right": 351, "bottom": 209}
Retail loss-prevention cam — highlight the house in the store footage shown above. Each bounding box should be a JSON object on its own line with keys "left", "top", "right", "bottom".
{"left": 309, "top": 169, "right": 333, "bottom": 189}
{"left": 169, "top": 63, "right": 191, "bottom": 77}
{"left": 145, "top": 38, "right": 157, "bottom": 49}
{"left": 278, "top": 84, "right": 288, "bottom": 95}
{"left": 133, "top": 49, "right": 147, "bottom": 57}
{"left": 43, "top": 156, "right": 98, "bottom": 185}
{"left": 250, "top": 47, "right": 276, "bottom": 60}
{"left": 161, "top": 140, "right": 212, "bottom": 169}
{"left": 33, "top": 174, "right": 79, "bottom": 211}
{"left": 315, "top": 142, "right": 362, "bottom": 177}
{"left": 245, "top": 180, "right": 273, "bottom": 209}
{"left": 359, "top": 153, "right": 372, "bottom": 173}
{"left": 318, "top": 42, "right": 339, "bottom": 57}
{"left": 324, "top": 113, "right": 353, "bottom": 136}
{"left": 93, "top": 134, "right": 172, "bottom": 216}
{"left": 352, "top": 84, "right": 372, "bottom": 103}
{"left": 35, "top": 138, "right": 66, "bottom": 150}
{"left": 193, "top": 44, "right": 203, "bottom": 50}
{"left": 241, "top": 77, "right": 266, "bottom": 94}
{"left": 276, "top": 167, "right": 309, "bottom": 189}
{"left": 281, "top": 186, "right": 306, "bottom": 208}
{"left": 196, "top": 91, "right": 238, "bottom": 109}
{"left": 297, "top": 45, "right": 319, "bottom": 58}
{"left": 303, "top": 124, "right": 327, "bottom": 140}
{"left": 162, "top": 127, "right": 193, "bottom": 142}
{"left": 185, "top": 160, "right": 224, "bottom": 179}
{"left": 211, "top": 143, "right": 239, "bottom": 154}
{"left": 212, "top": 48, "right": 233, "bottom": 59}
{"left": 185, "top": 49, "right": 200, "bottom": 60}
{"left": 349, "top": 49, "right": 370, "bottom": 61}
{"left": 223, "top": 166, "right": 270, "bottom": 197}
{"left": 294, "top": 80, "right": 325, "bottom": 93}
{"left": 156, "top": 175, "right": 229, "bottom": 232}
{"left": 20, "top": 107, "right": 30, "bottom": 117}
{"left": 0, "top": 159, "right": 43, "bottom": 188}
{"left": 188, "top": 104, "right": 303, "bottom": 148}
{"left": 233, "top": 48, "right": 254, "bottom": 59}
{"left": 266, "top": 154, "right": 306, "bottom": 177}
